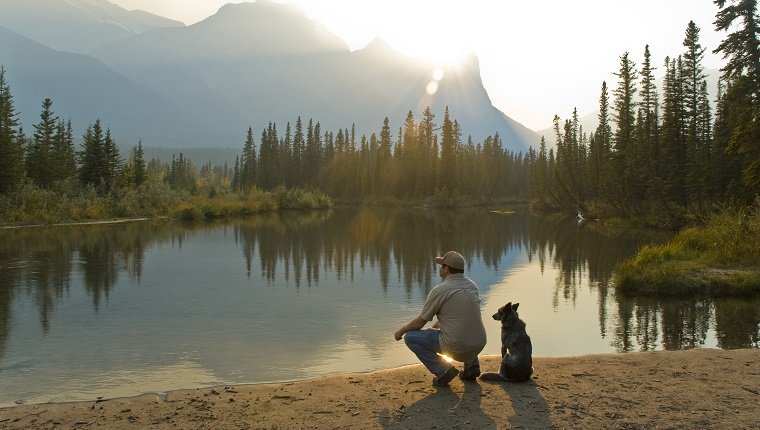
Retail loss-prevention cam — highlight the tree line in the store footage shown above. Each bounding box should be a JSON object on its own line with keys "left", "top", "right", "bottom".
{"left": 1, "top": 0, "right": 757, "bottom": 217}
{"left": 229, "top": 108, "right": 529, "bottom": 202}
{"left": 531, "top": 2, "right": 759, "bottom": 218}
{"left": 0, "top": 67, "right": 529, "bottom": 203}
{"left": 0, "top": 83, "right": 149, "bottom": 195}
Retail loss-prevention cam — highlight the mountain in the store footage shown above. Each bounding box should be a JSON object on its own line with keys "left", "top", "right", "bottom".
{"left": 0, "top": 25, "right": 196, "bottom": 145}
{"left": 2, "top": 0, "right": 540, "bottom": 154}
{"left": 0, "top": 0, "right": 183, "bottom": 53}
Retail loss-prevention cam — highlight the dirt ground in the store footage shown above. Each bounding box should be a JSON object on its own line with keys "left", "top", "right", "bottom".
{"left": 2, "top": 348, "right": 758, "bottom": 429}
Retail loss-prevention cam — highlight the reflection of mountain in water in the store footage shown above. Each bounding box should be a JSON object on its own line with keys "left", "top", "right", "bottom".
{"left": 1, "top": 208, "right": 759, "bottom": 369}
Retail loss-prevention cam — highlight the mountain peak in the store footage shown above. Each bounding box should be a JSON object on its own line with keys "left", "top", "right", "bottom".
{"left": 0, "top": 0, "right": 182, "bottom": 52}
{"left": 193, "top": 1, "right": 349, "bottom": 55}
{"left": 363, "top": 37, "right": 395, "bottom": 52}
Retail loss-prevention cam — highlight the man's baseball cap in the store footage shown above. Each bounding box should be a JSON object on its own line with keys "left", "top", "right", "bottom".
{"left": 434, "top": 251, "right": 465, "bottom": 270}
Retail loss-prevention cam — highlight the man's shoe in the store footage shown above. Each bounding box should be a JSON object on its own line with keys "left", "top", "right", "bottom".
{"left": 432, "top": 366, "right": 459, "bottom": 386}
{"left": 460, "top": 364, "right": 481, "bottom": 381}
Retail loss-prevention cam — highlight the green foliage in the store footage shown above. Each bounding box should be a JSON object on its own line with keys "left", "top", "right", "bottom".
{"left": 272, "top": 185, "right": 333, "bottom": 210}
{"left": 536, "top": 14, "right": 759, "bottom": 218}
{"left": 615, "top": 202, "right": 760, "bottom": 295}
{"left": 0, "top": 66, "right": 24, "bottom": 194}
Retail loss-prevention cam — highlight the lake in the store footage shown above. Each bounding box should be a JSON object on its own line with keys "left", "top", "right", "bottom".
{"left": 1, "top": 207, "right": 758, "bottom": 407}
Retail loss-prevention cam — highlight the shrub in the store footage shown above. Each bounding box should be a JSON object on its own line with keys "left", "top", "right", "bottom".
{"left": 615, "top": 203, "right": 760, "bottom": 296}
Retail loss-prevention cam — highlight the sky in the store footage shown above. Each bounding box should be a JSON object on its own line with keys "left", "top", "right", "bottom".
{"left": 110, "top": 0, "right": 728, "bottom": 132}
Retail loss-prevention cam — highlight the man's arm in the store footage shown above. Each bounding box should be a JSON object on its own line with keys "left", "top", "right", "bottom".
{"left": 394, "top": 316, "right": 427, "bottom": 341}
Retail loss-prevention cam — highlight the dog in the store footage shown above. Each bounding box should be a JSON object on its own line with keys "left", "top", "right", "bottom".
{"left": 480, "top": 302, "right": 533, "bottom": 383}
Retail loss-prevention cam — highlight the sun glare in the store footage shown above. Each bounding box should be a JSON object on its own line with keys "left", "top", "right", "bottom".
{"left": 426, "top": 68, "right": 445, "bottom": 95}
{"left": 387, "top": 35, "right": 470, "bottom": 66}
{"left": 437, "top": 353, "right": 454, "bottom": 363}
{"left": 356, "top": 1, "right": 473, "bottom": 66}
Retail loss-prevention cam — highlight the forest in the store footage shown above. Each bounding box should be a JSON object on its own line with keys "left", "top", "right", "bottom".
{"left": 0, "top": 1, "right": 757, "bottom": 227}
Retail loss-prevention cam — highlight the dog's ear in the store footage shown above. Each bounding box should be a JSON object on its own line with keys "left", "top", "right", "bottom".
{"left": 512, "top": 303, "right": 519, "bottom": 311}
{"left": 505, "top": 302, "right": 511, "bottom": 309}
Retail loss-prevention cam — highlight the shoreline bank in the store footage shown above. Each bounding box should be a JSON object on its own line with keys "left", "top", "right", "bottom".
{"left": 2, "top": 348, "right": 758, "bottom": 429}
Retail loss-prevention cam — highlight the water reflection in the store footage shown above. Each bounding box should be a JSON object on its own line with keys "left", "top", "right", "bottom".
{"left": 612, "top": 295, "right": 760, "bottom": 352}
{"left": 0, "top": 208, "right": 758, "bottom": 405}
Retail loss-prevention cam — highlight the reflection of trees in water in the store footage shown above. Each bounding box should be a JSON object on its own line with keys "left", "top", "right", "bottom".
{"left": 0, "top": 222, "right": 180, "bottom": 332}
{"left": 1, "top": 209, "right": 758, "bottom": 363}
{"left": 714, "top": 297, "right": 760, "bottom": 349}
{"left": 529, "top": 215, "right": 760, "bottom": 352}
{"left": 235, "top": 208, "right": 532, "bottom": 296}
{"left": 610, "top": 295, "right": 760, "bottom": 351}
{"left": 0, "top": 246, "right": 20, "bottom": 363}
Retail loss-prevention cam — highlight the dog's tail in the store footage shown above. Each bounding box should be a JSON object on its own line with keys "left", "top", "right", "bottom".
{"left": 478, "top": 372, "right": 505, "bottom": 382}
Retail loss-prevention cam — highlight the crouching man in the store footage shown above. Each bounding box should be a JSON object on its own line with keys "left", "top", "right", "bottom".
{"left": 394, "top": 251, "right": 487, "bottom": 386}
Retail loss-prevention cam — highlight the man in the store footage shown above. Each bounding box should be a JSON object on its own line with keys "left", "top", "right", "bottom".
{"left": 394, "top": 251, "right": 487, "bottom": 386}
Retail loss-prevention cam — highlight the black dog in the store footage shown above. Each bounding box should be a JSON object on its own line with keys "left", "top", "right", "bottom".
{"left": 480, "top": 302, "right": 533, "bottom": 383}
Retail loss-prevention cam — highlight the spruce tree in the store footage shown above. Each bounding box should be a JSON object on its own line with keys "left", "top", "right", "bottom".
{"left": 439, "top": 106, "right": 455, "bottom": 188}
{"left": 79, "top": 120, "right": 105, "bottom": 189}
{"left": 612, "top": 52, "right": 639, "bottom": 210}
{"left": 102, "top": 128, "right": 122, "bottom": 192}
{"left": 0, "top": 66, "right": 24, "bottom": 193}
{"left": 714, "top": 0, "right": 760, "bottom": 101}
{"left": 51, "top": 119, "right": 77, "bottom": 183}
{"left": 241, "top": 126, "right": 257, "bottom": 191}
{"left": 593, "top": 81, "right": 613, "bottom": 205}
{"left": 378, "top": 117, "right": 393, "bottom": 194}
{"left": 713, "top": 0, "right": 760, "bottom": 191}
{"left": 293, "top": 117, "right": 305, "bottom": 186}
{"left": 131, "top": 140, "right": 146, "bottom": 187}
{"left": 682, "top": 21, "right": 709, "bottom": 204}
{"left": 638, "top": 45, "right": 661, "bottom": 203}
{"left": 26, "top": 98, "right": 59, "bottom": 188}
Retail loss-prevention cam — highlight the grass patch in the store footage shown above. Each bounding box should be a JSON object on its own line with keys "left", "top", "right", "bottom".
{"left": 615, "top": 201, "right": 760, "bottom": 296}
{"left": 0, "top": 180, "right": 332, "bottom": 225}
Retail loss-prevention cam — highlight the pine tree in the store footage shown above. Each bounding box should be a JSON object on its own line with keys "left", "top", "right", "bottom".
{"left": 51, "top": 119, "right": 77, "bottom": 183}
{"left": 305, "top": 118, "right": 322, "bottom": 187}
{"left": 131, "top": 140, "right": 146, "bottom": 187}
{"left": 102, "top": 128, "right": 122, "bottom": 192}
{"left": 231, "top": 155, "right": 240, "bottom": 192}
{"left": 439, "top": 106, "right": 455, "bottom": 189}
{"left": 714, "top": 0, "right": 760, "bottom": 101}
{"left": 79, "top": 120, "right": 105, "bottom": 189}
{"left": 241, "top": 126, "right": 257, "bottom": 191}
{"left": 638, "top": 45, "right": 661, "bottom": 203}
{"left": 26, "top": 98, "right": 59, "bottom": 188}
{"left": 660, "top": 57, "right": 687, "bottom": 205}
{"left": 682, "top": 21, "right": 709, "bottom": 204}
{"left": 612, "top": 52, "right": 639, "bottom": 210}
{"left": 713, "top": 0, "right": 760, "bottom": 191}
{"left": 377, "top": 117, "right": 393, "bottom": 194}
{"left": 419, "top": 106, "right": 437, "bottom": 195}
{"left": 0, "top": 66, "right": 24, "bottom": 193}
{"left": 257, "top": 122, "right": 280, "bottom": 190}
{"left": 592, "top": 82, "right": 613, "bottom": 205}
{"left": 711, "top": 78, "right": 744, "bottom": 200}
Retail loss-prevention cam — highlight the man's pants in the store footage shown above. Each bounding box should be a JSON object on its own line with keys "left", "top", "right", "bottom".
{"left": 403, "top": 329, "right": 479, "bottom": 377}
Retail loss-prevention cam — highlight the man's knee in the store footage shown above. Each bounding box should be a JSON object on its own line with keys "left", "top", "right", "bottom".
{"left": 403, "top": 330, "right": 421, "bottom": 347}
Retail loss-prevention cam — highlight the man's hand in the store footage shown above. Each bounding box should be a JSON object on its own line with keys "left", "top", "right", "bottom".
{"left": 395, "top": 316, "right": 427, "bottom": 341}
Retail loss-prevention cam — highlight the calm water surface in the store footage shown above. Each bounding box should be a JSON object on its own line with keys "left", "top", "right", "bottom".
{"left": 1, "top": 207, "right": 758, "bottom": 406}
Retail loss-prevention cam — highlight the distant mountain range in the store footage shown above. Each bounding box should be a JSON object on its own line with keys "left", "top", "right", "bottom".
{"left": 0, "top": 0, "right": 540, "bottom": 156}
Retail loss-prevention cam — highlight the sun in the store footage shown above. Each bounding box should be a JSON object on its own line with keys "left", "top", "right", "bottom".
{"left": 386, "top": 33, "right": 471, "bottom": 66}
{"left": 376, "top": 3, "right": 473, "bottom": 66}
{"left": 302, "top": 0, "right": 474, "bottom": 67}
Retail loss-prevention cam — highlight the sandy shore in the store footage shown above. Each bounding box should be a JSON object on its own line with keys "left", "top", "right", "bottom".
{"left": 2, "top": 348, "right": 758, "bottom": 429}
